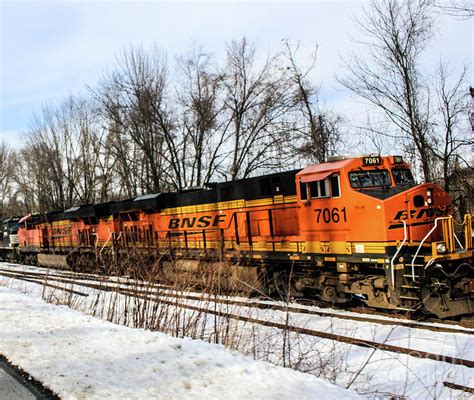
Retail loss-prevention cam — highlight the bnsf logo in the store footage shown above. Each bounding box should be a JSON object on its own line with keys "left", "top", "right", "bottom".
{"left": 168, "top": 214, "right": 227, "bottom": 229}
{"left": 393, "top": 206, "right": 451, "bottom": 221}
{"left": 51, "top": 226, "right": 72, "bottom": 236}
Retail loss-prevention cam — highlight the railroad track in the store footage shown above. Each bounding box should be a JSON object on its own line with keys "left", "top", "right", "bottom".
{"left": 1, "top": 266, "right": 472, "bottom": 335}
{"left": 1, "top": 266, "right": 474, "bottom": 371}
{"left": 443, "top": 381, "right": 474, "bottom": 394}
{"left": 1, "top": 268, "right": 473, "bottom": 369}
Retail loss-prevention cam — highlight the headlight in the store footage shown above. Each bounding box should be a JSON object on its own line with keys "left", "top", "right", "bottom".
{"left": 427, "top": 189, "right": 433, "bottom": 205}
{"left": 436, "top": 242, "right": 447, "bottom": 254}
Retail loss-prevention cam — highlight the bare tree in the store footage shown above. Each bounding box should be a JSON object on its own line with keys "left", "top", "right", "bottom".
{"left": 430, "top": 63, "right": 472, "bottom": 191}
{"left": 340, "top": 0, "right": 435, "bottom": 181}
{"left": 176, "top": 45, "right": 225, "bottom": 188}
{"left": 96, "top": 40, "right": 323, "bottom": 188}
{"left": 428, "top": 64, "right": 473, "bottom": 217}
{"left": 96, "top": 46, "right": 174, "bottom": 193}
{"left": 15, "top": 138, "right": 63, "bottom": 213}
{"left": 0, "top": 141, "right": 15, "bottom": 218}
{"left": 435, "top": 0, "right": 474, "bottom": 17}
{"left": 220, "top": 38, "right": 296, "bottom": 180}
{"left": 282, "top": 40, "right": 342, "bottom": 164}
{"left": 15, "top": 96, "right": 112, "bottom": 212}
{"left": 23, "top": 107, "right": 70, "bottom": 211}
{"left": 12, "top": 38, "right": 346, "bottom": 210}
{"left": 61, "top": 96, "right": 112, "bottom": 204}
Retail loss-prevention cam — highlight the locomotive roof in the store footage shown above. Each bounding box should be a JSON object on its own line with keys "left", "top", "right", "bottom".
{"left": 297, "top": 156, "right": 410, "bottom": 183}
{"left": 63, "top": 202, "right": 115, "bottom": 219}
{"left": 19, "top": 211, "right": 63, "bottom": 226}
{"left": 297, "top": 159, "right": 353, "bottom": 183}
{"left": 2, "top": 217, "right": 20, "bottom": 224}
{"left": 19, "top": 202, "right": 115, "bottom": 226}
{"left": 111, "top": 194, "right": 164, "bottom": 214}
{"left": 111, "top": 169, "right": 301, "bottom": 215}
{"left": 17, "top": 169, "right": 302, "bottom": 223}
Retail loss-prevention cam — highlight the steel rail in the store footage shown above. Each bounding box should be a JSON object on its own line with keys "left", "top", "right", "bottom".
{"left": 1, "top": 268, "right": 472, "bottom": 335}
{"left": 1, "top": 270, "right": 473, "bottom": 368}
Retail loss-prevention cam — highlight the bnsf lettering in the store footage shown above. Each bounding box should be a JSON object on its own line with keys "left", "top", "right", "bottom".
{"left": 393, "top": 206, "right": 451, "bottom": 221}
{"left": 393, "top": 210, "right": 416, "bottom": 220}
{"left": 197, "top": 215, "right": 212, "bottom": 227}
{"left": 182, "top": 217, "right": 196, "bottom": 228}
{"left": 169, "top": 218, "right": 180, "bottom": 229}
{"left": 212, "top": 214, "right": 226, "bottom": 227}
{"left": 168, "top": 214, "right": 226, "bottom": 229}
{"left": 51, "top": 226, "right": 72, "bottom": 236}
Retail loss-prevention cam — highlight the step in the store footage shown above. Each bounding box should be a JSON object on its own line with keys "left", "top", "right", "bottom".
{"left": 401, "top": 284, "right": 420, "bottom": 289}
{"left": 400, "top": 295, "right": 420, "bottom": 301}
{"left": 403, "top": 274, "right": 420, "bottom": 279}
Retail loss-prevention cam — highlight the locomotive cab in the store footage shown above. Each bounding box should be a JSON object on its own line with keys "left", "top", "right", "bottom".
{"left": 295, "top": 156, "right": 473, "bottom": 317}
{"left": 2, "top": 217, "right": 20, "bottom": 248}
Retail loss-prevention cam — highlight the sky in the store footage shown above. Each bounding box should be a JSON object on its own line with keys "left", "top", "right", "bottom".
{"left": 0, "top": 0, "right": 472, "bottom": 149}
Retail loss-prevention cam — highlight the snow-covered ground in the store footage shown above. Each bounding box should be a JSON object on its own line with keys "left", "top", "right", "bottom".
{"left": 1, "top": 262, "right": 473, "bottom": 399}
{"left": 0, "top": 285, "right": 359, "bottom": 400}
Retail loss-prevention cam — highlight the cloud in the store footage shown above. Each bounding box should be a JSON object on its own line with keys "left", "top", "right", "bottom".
{"left": 1, "top": 1, "right": 471, "bottom": 142}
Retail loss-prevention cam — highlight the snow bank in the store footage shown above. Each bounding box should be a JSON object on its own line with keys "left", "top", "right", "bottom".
{"left": 0, "top": 286, "right": 359, "bottom": 399}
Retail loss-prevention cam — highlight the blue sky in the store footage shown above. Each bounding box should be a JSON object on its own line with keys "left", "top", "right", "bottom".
{"left": 0, "top": 1, "right": 472, "bottom": 148}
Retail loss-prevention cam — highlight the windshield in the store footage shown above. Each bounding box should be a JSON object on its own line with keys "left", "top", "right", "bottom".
{"left": 6, "top": 221, "right": 19, "bottom": 234}
{"left": 349, "top": 170, "right": 391, "bottom": 188}
{"left": 392, "top": 168, "right": 415, "bottom": 186}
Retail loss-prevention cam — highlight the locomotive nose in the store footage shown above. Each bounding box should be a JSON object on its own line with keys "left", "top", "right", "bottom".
{"left": 408, "top": 183, "right": 451, "bottom": 210}
{"left": 390, "top": 184, "right": 451, "bottom": 220}
{"left": 385, "top": 183, "right": 452, "bottom": 241}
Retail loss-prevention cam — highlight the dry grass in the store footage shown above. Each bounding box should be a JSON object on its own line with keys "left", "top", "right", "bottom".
{"left": 1, "top": 256, "right": 457, "bottom": 398}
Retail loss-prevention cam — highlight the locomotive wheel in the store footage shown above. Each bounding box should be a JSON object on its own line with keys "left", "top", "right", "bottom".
{"left": 421, "top": 265, "right": 474, "bottom": 318}
{"left": 320, "top": 284, "right": 350, "bottom": 304}
{"left": 321, "top": 285, "right": 338, "bottom": 303}
{"left": 258, "top": 267, "right": 292, "bottom": 299}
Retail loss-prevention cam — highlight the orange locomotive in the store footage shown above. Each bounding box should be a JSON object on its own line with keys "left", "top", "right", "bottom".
{"left": 8, "top": 155, "right": 473, "bottom": 318}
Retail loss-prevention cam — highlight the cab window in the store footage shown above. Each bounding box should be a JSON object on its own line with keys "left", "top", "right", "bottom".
{"left": 300, "top": 175, "right": 340, "bottom": 200}
{"left": 7, "top": 221, "right": 19, "bottom": 234}
{"left": 299, "top": 181, "right": 308, "bottom": 200}
{"left": 392, "top": 168, "right": 415, "bottom": 187}
{"left": 330, "top": 176, "right": 340, "bottom": 197}
{"left": 349, "top": 170, "right": 391, "bottom": 188}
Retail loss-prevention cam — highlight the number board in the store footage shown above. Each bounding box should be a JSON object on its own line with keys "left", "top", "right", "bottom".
{"left": 393, "top": 156, "right": 404, "bottom": 164}
{"left": 362, "top": 156, "right": 381, "bottom": 166}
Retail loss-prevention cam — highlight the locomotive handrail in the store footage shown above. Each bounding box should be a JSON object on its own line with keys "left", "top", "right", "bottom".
{"left": 454, "top": 232, "right": 464, "bottom": 250}
{"left": 447, "top": 214, "right": 472, "bottom": 251}
{"left": 389, "top": 219, "right": 407, "bottom": 288}
{"left": 100, "top": 230, "right": 114, "bottom": 255}
{"left": 411, "top": 216, "right": 451, "bottom": 281}
{"left": 464, "top": 214, "right": 473, "bottom": 250}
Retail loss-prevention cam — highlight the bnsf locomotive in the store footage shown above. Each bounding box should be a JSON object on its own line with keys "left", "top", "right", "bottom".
{"left": 1, "top": 156, "right": 472, "bottom": 318}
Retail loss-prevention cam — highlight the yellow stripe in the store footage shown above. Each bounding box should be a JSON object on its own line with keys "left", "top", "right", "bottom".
{"left": 425, "top": 249, "right": 472, "bottom": 262}
{"left": 51, "top": 221, "right": 73, "bottom": 226}
{"left": 49, "top": 237, "right": 429, "bottom": 259}
{"left": 160, "top": 196, "right": 298, "bottom": 216}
